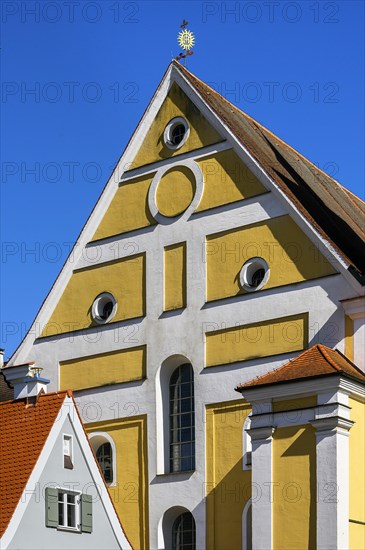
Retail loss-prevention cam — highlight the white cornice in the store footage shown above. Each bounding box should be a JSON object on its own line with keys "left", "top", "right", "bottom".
{"left": 341, "top": 296, "right": 365, "bottom": 320}
{"left": 238, "top": 375, "right": 365, "bottom": 402}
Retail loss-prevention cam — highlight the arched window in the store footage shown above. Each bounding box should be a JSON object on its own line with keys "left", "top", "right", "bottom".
{"left": 172, "top": 512, "right": 196, "bottom": 550}
{"left": 169, "top": 363, "right": 195, "bottom": 473}
{"left": 89, "top": 432, "right": 116, "bottom": 486}
{"left": 96, "top": 442, "right": 113, "bottom": 483}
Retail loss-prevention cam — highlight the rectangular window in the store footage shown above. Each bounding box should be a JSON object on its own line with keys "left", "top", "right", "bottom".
{"left": 57, "top": 491, "right": 80, "bottom": 530}
{"left": 45, "top": 487, "right": 92, "bottom": 533}
{"left": 63, "top": 434, "right": 73, "bottom": 469}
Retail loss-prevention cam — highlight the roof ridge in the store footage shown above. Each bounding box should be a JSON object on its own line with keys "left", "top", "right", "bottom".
{"left": 316, "top": 344, "right": 342, "bottom": 373}
{"left": 174, "top": 62, "right": 347, "bottom": 190}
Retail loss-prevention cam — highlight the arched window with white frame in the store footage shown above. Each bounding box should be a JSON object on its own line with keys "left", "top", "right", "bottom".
{"left": 89, "top": 432, "right": 117, "bottom": 486}
{"left": 155, "top": 354, "right": 195, "bottom": 475}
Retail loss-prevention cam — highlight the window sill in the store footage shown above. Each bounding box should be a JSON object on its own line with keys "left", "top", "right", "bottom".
{"left": 153, "top": 470, "right": 195, "bottom": 483}
{"left": 57, "top": 526, "right": 81, "bottom": 533}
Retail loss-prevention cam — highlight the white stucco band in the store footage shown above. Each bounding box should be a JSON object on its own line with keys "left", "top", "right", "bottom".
{"left": 311, "top": 416, "right": 354, "bottom": 550}
{"left": 246, "top": 425, "right": 275, "bottom": 550}
{"left": 341, "top": 296, "right": 365, "bottom": 372}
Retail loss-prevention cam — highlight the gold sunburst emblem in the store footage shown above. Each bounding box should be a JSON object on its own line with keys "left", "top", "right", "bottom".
{"left": 178, "top": 29, "right": 195, "bottom": 51}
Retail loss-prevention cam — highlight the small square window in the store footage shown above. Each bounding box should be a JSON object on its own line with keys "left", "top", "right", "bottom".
{"left": 63, "top": 435, "right": 73, "bottom": 469}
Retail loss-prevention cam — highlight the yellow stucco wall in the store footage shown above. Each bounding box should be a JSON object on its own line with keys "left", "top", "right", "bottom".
{"left": 206, "top": 214, "right": 336, "bottom": 302}
{"left": 164, "top": 242, "right": 186, "bottom": 311}
{"left": 156, "top": 167, "right": 195, "bottom": 217}
{"left": 132, "top": 82, "right": 222, "bottom": 168}
{"left": 273, "top": 425, "right": 316, "bottom": 550}
{"left": 92, "top": 174, "right": 156, "bottom": 241}
{"left": 41, "top": 254, "right": 145, "bottom": 337}
{"left": 349, "top": 397, "right": 365, "bottom": 549}
{"left": 196, "top": 149, "right": 267, "bottom": 212}
{"left": 205, "top": 313, "right": 308, "bottom": 367}
{"left": 87, "top": 415, "right": 149, "bottom": 550}
{"left": 206, "top": 400, "right": 251, "bottom": 550}
{"left": 345, "top": 315, "right": 354, "bottom": 362}
{"left": 60, "top": 345, "right": 146, "bottom": 391}
{"left": 272, "top": 396, "right": 317, "bottom": 413}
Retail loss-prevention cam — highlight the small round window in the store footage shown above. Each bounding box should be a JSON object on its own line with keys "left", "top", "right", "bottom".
{"left": 239, "top": 257, "right": 270, "bottom": 292}
{"left": 164, "top": 117, "right": 190, "bottom": 150}
{"left": 92, "top": 292, "right": 117, "bottom": 324}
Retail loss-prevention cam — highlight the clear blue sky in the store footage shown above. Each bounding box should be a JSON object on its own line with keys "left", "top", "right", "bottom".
{"left": 1, "top": 0, "right": 364, "bottom": 359}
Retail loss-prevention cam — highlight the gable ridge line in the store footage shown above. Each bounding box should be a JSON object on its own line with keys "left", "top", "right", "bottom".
{"left": 0, "top": 392, "right": 68, "bottom": 539}
{"left": 317, "top": 344, "right": 342, "bottom": 373}
{"left": 174, "top": 61, "right": 360, "bottom": 197}
{"left": 6, "top": 64, "right": 177, "bottom": 367}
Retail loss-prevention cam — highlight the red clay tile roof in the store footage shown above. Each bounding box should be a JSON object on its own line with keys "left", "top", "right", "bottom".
{"left": 236, "top": 344, "right": 365, "bottom": 391}
{"left": 0, "top": 391, "right": 68, "bottom": 537}
{"left": 175, "top": 62, "right": 365, "bottom": 280}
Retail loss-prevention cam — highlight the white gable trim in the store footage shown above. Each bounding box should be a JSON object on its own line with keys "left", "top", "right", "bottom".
{"left": 1, "top": 395, "right": 131, "bottom": 549}
{"left": 8, "top": 63, "right": 363, "bottom": 366}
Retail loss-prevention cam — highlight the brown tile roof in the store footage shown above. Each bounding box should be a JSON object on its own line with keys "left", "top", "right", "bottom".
{"left": 0, "top": 372, "right": 13, "bottom": 402}
{"left": 236, "top": 344, "right": 365, "bottom": 391}
{"left": 175, "top": 62, "right": 365, "bottom": 280}
{"left": 0, "top": 391, "right": 68, "bottom": 536}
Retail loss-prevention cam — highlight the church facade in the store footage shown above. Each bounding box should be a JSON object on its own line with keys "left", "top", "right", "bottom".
{"left": 4, "top": 62, "right": 365, "bottom": 549}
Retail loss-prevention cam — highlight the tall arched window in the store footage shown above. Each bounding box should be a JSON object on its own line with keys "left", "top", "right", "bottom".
{"left": 169, "top": 363, "right": 195, "bottom": 473}
{"left": 172, "top": 512, "right": 196, "bottom": 550}
{"left": 96, "top": 442, "right": 113, "bottom": 483}
{"left": 89, "top": 432, "right": 116, "bottom": 486}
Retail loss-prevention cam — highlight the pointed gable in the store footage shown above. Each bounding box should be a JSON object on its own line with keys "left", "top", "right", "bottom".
{"left": 0, "top": 392, "right": 67, "bottom": 536}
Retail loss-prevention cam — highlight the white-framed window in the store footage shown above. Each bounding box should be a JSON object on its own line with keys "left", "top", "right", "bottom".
{"left": 239, "top": 257, "right": 270, "bottom": 292}
{"left": 57, "top": 490, "right": 80, "bottom": 530}
{"left": 163, "top": 117, "right": 190, "bottom": 150}
{"left": 91, "top": 292, "right": 117, "bottom": 324}
{"left": 45, "top": 487, "right": 92, "bottom": 533}
{"left": 63, "top": 434, "right": 73, "bottom": 469}
{"left": 169, "top": 363, "right": 195, "bottom": 473}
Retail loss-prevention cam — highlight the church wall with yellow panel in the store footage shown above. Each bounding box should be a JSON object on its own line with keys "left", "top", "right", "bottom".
{"left": 349, "top": 396, "right": 365, "bottom": 549}
{"left": 206, "top": 400, "right": 251, "bottom": 550}
{"left": 41, "top": 254, "right": 146, "bottom": 337}
{"left": 12, "top": 63, "right": 364, "bottom": 550}
{"left": 86, "top": 416, "right": 149, "bottom": 550}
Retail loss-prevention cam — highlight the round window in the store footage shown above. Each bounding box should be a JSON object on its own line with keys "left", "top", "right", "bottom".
{"left": 239, "top": 257, "right": 270, "bottom": 292}
{"left": 163, "top": 117, "right": 190, "bottom": 150}
{"left": 92, "top": 292, "right": 117, "bottom": 324}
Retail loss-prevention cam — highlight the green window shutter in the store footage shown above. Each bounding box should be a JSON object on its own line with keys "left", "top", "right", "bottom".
{"left": 45, "top": 487, "right": 58, "bottom": 528}
{"left": 81, "top": 494, "right": 93, "bottom": 533}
